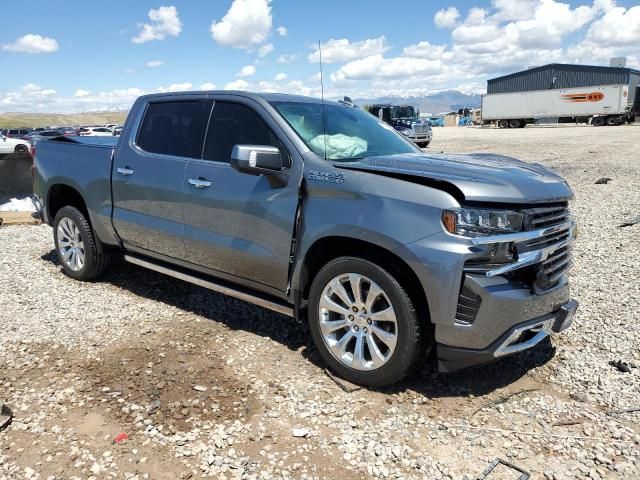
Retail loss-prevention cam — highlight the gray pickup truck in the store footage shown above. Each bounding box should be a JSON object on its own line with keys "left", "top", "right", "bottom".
{"left": 33, "top": 91, "right": 578, "bottom": 387}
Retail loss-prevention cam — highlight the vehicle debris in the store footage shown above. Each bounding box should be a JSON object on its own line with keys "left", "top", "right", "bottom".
{"left": 609, "top": 359, "right": 635, "bottom": 373}
{"left": 619, "top": 215, "right": 640, "bottom": 228}
{"left": 476, "top": 458, "right": 530, "bottom": 479}
{"left": 324, "top": 369, "right": 361, "bottom": 393}
{"left": 595, "top": 177, "right": 612, "bottom": 184}
{"left": 606, "top": 407, "right": 640, "bottom": 416}
{"left": 112, "top": 432, "right": 129, "bottom": 444}
{"left": 469, "top": 388, "right": 539, "bottom": 417}
{"left": 193, "top": 385, "right": 208, "bottom": 392}
{"left": 0, "top": 404, "right": 13, "bottom": 433}
{"left": 292, "top": 428, "right": 309, "bottom": 438}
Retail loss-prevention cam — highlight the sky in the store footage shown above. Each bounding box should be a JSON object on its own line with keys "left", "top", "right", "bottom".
{"left": 0, "top": 0, "right": 639, "bottom": 113}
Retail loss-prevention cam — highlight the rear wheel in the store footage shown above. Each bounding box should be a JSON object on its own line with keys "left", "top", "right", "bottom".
{"left": 592, "top": 116, "right": 605, "bottom": 126}
{"left": 518, "top": 120, "right": 526, "bottom": 128}
{"left": 14, "top": 144, "right": 28, "bottom": 153}
{"left": 308, "top": 257, "right": 422, "bottom": 387}
{"left": 53, "top": 206, "right": 112, "bottom": 281}
{"left": 606, "top": 116, "right": 620, "bottom": 126}
{"left": 497, "top": 119, "right": 509, "bottom": 129}
{"left": 509, "top": 119, "right": 521, "bottom": 128}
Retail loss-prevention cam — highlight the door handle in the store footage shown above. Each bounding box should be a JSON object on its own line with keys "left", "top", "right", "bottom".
{"left": 188, "top": 177, "right": 212, "bottom": 189}
{"left": 117, "top": 166, "right": 135, "bottom": 176}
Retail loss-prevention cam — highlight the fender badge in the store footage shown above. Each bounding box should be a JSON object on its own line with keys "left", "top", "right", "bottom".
{"left": 308, "top": 170, "right": 345, "bottom": 184}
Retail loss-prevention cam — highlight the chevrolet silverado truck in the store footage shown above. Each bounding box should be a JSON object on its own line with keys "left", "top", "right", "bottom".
{"left": 33, "top": 91, "right": 578, "bottom": 387}
{"left": 367, "top": 104, "right": 432, "bottom": 148}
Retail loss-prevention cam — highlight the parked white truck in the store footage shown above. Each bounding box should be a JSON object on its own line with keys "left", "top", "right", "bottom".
{"left": 481, "top": 84, "right": 636, "bottom": 127}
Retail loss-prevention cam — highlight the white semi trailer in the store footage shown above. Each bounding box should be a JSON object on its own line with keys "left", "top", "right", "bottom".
{"left": 481, "top": 84, "right": 635, "bottom": 127}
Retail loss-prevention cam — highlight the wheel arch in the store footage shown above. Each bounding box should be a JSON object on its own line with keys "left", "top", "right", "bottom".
{"left": 294, "top": 235, "right": 432, "bottom": 334}
{"left": 46, "top": 183, "right": 90, "bottom": 226}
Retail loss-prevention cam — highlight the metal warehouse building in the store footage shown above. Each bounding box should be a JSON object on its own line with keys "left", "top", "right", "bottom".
{"left": 488, "top": 63, "right": 640, "bottom": 106}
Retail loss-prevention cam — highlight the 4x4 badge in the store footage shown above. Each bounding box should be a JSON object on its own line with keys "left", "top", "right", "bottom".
{"left": 308, "top": 170, "right": 345, "bottom": 184}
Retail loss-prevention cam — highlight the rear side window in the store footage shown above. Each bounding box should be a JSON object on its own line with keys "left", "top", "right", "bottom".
{"left": 203, "top": 101, "right": 282, "bottom": 163}
{"left": 137, "top": 100, "right": 209, "bottom": 158}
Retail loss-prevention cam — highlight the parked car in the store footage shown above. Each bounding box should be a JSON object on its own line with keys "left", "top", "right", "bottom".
{"left": 0, "top": 133, "right": 30, "bottom": 154}
{"left": 4, "top": 128, "right": 31, "bottom": 139}
{"left": 113, "top": 126, "right": 123, "bottom": 136}
{"left": 367, "top": 104, "right": 432, "bottom": 147}
{"left": 77, "top": 127, "right": 114, "bottom": 137}
{"left": 57, "top": 127, "right": 79, "bottom": 136}
{"left": 25, "top": 130, "right": 64, "bottom": 142}
{"left": 33, "top": 91, "right": 578, "bottom": 387}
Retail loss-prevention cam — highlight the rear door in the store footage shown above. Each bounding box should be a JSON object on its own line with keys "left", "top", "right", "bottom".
{"left": 112, "top": 97, "right": 210, "bottom": 259}
{"left": 182, "top": 98, "right": 302, "bottom": 292}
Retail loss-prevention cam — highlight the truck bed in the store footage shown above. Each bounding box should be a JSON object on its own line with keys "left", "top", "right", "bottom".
{"left": 33, "top": 136, "right": 119, "bottom": 244}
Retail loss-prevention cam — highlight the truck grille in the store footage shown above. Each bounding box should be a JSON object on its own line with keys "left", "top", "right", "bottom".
{"left": 536, "top": 245, "right": 572, "bottom": 289}
{"left": 524, "top": 203, "right": 570, "bottom": 230}
{"left": 413, "top": 124, "right": 428, "bottom": 134}
{"left": 455, "top": 281, "right": 482, "bottom": 325}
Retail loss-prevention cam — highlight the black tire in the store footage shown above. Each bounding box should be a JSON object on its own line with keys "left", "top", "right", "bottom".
{"left": 53, "top": 206, "right": 111, "bottom": 280}
{"left": 416, "top": 141, "right": 430, "bottom": 148}
{"left": 606, "top": 116, "right": 620, "bottom": 126}
{"left": 508, "top": 119, "right": 520, "bottom": 128}
{"left": 518, "top": 120, "right": 526, "bottom": 128}
{"left": 308, "top": 256, "right": 423, "bottom": 387}
{"left": 497, "top": 119, "right": 509, "bottom": 129}
{"left": 592, "top": 116, "right": 605, "bottom": 127}
{"left": 14, "top": 144, "right": 28, "bottom": 153}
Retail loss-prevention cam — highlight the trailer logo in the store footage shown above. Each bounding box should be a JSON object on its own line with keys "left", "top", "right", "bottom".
{"left": 561, "top": 92, "right": 605, "bottom": 103}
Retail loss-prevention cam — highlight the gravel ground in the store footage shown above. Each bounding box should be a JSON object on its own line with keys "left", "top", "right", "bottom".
{"left": 1, "top": 124, "right": 639, "bottom": 480}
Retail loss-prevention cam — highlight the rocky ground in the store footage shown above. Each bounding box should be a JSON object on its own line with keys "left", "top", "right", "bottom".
{"left": 1, "top": 124, "right": 639, "bottom": 479}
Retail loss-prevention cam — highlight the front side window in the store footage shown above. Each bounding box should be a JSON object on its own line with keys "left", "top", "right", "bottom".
{"left": 203, "top": 101, "right": 282, "bottom": 162}
{"left": 390, "top": 106, "right": 415, "bottom": 119}
{"left": 272, "top": 101, "right": 418, "bottom": 161}
{"left": 137, "top": 100, "right": 208, "bottom": 158}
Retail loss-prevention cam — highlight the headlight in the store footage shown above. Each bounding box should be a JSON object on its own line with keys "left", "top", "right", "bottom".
{"left": 442, "top": 208, "right": 523, "bottom": 237}
{"left": 398, "top": 128, "right": 412, "bottom": 136}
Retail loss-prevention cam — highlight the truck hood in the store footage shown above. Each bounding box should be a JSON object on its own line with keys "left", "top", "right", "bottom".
{"left": 336, "top": 152, "right": 573, "bottom": 204}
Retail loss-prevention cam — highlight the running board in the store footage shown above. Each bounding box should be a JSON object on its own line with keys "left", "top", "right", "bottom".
{"left": 124, "top": 255, "right": 294, "bottom": 317}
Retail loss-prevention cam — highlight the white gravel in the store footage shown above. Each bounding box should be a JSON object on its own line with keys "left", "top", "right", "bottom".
{"left": 1, "top": 124, "right": 639, "bottom": 479}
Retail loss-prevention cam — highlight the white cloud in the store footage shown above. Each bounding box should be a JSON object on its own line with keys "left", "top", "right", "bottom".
{"left": 308, "top": 37, "right": 390, "bottom": 63}
{"left": 434, "top": 7, "right": 460, "bottom": 29}
{"left": 236, "top": 65, "right": 256, "bottom": 77}
{"left": 402, "top": 41, "right": 447, "bottom": 59}
{"left": 132, "top": 6, "right": 182, "bottom": 44}
{"left": 258, "top": 43, "right": 274, "bottom": 57}
{"left": 586, "top": 4, "right": 640, "bottom": 46}
{"left": 145, "top": 60, "right": 164, "bottom": 68}
{"left": 74, "top": 89, "right": 91, "bottom": 97}
{"left": 224, "top": 79, "right": 251, "bottom": 90}
{"left": 210, "top": 0, "right": 272, "bottom": 49}
{"left": 2, "top": 34, "right": 59, "bottom": 54}
{"left": 277, "top": 53, "right": 298, "bottom": 64}
{"left": 274, "top": 73, "right": 287, "bottom": 81}
{"left": 200, "top": 82, "right": 217, "bottom": 90}
{"left": 277, "top": 26, "right": 287, "bottom": 37}
{"left": 157, "top": 82, "right": 193, "bottom": 92}
{"left": 331, "top": 55, "right": 442, "bottom": 82}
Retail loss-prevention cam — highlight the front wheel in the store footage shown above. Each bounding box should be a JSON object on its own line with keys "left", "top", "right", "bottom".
{"left": 53, "top": 206, "right": 112, "bottom": 280}
{"left": 308, "top": 257, "right": 423, "bottom": 387}
{"left": 14, "top": 144, "right": 28, "bottom": 153}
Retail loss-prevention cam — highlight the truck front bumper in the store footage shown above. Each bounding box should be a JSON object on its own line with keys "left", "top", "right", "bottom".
{"left": 437, "top": 299, "right": 577, "bottom": 372}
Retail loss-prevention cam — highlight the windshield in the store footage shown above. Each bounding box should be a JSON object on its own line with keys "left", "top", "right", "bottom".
{"left": 390, "top": 106, "right": 415, "bottom": 119}
{"left": 271, "top": 101, "right": 418, "bottom": 161}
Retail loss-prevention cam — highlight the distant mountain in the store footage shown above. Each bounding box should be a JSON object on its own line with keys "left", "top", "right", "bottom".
{"left": 353, "top": 90, "right": 481, "bottom": 116}
{"left": 0, "top": 111, "right": 128, "bottom": 129}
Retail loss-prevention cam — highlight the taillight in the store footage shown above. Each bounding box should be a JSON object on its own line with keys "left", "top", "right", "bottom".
{"left": 30, "top": 144, "right": 36, "bottom": 157}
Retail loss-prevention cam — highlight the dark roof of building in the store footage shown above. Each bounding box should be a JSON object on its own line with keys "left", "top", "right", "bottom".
{"left": 488, "top": 63, "right": 640, "bottom": 83}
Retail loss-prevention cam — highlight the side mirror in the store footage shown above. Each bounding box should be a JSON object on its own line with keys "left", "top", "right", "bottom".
{"left": 231, "top": 145, "right": 284, "bottom": 175}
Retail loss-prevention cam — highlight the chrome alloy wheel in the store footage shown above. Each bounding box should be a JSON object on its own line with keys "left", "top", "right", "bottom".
{"left": 318, "top": 273, "right": 398, "bottom": 371}
{"left": 57, "top": 217, "right": 85, "bottom": 272}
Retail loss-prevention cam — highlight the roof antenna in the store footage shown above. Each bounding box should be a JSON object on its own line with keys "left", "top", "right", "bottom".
{"left": 318, "top": 40, "right": 328, "bottom": 161}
